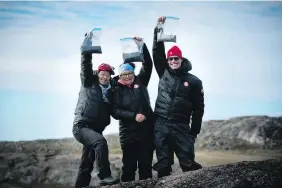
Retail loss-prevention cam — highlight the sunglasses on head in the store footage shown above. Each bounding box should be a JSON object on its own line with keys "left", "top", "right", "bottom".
{"left": 168, "top": 56, "right": 180, "bottom": 61}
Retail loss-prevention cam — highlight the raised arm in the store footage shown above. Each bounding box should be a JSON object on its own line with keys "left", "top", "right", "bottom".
{"left": 137, "top": 42, "right": 153, "bottom": 87}
{"left": 80, "top": 32, "right": 97, "bottom": 87}
{"left": 111, "top": 86, "right": 136, "bottom": 120}
{"left": 80, "top": 53, "right": 94, "bottom": 87}
{"left": 152, "top": 25, "right": 168, "bottom": 78}
{"left": 190, "top": 79, "right": 205, "bottom": 137}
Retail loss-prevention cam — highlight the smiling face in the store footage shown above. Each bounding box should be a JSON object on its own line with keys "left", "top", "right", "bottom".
{"left": 168, "top": 56, "right": 183, "bottom": 70}
{"left": 98, "top": 70, "right": 111, "bottom": 85}
{"left": 120, "top": 70, "right": 135, "bottom": 85}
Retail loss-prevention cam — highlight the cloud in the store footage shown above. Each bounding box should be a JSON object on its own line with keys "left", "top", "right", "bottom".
{"left": 1, "top": 1, "right": 281, "bottom": 98}
{"left": 0, "top": 2, "right": 282, "bottom": 140}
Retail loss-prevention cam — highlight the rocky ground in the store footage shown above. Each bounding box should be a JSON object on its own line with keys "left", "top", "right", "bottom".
{"left": 1, "top": 156, "right": 281, "bottom": 188}
{"left": 0, "top": 115, "right": 282, "bottom": 188}
{"left": 89, "top": 158, "right": 282, "bottom": 188}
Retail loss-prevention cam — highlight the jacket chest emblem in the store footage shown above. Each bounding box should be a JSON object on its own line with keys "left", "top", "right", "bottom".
{"left": 183, "top": 81, "right": 189, "bottom": 87}
{"left": 134, "top": 84, "right": 139, "bottom": 88}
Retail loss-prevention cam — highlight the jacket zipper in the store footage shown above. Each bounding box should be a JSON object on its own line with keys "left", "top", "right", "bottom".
{"left": 168, "top": 78, "right": 179, "bottom": 120}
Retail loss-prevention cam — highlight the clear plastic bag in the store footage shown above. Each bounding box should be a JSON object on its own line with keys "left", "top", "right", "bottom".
{"left": 157, "top": 16, "right": 179, "bottom": 43}
{"left": 81, "top": 28, "right": 102, "bottom": 54}
{"left": 120, "top": 37, "right": 144, "bottom": 63}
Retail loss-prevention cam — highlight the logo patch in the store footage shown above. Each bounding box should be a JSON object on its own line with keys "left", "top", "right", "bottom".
{"left": 134, "top": 84, "right": 139, "bottom": 88}
{"left": 184, "top": 82, "right": 189, "bottom": 87}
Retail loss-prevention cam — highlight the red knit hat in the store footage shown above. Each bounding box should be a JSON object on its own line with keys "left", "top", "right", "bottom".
{"left": 98, "top": 63, "right": 115, "bottom": 75}
{"left": 167, "top": 45, "right": 182, "bottom": 59}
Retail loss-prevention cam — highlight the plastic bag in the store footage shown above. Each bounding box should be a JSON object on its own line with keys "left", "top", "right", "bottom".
{"left": 157, "top": 16, "right": 179, "bottom": 43}
{"left": 120, "top": 37, "right": 144, "bottom": 63}
{"left": 81, "top": 28, "right": 102, "bottom": 54}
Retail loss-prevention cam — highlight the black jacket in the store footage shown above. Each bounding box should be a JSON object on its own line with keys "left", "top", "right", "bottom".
{"left": 112, "top": 43, "right": 154, "bottom": 144}
{"left": 73, "top": 53, "right": 115, "bottom": 133}
{"left": 152, "top": 27, "right": 205, "bottom": 135}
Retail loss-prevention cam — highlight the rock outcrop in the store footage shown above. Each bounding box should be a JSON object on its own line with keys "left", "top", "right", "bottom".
{"left": 0, "top": 152, "right": 121, "bottom": 188}
{"left": 197, "top": 115, "right": 282, "bottom": 150}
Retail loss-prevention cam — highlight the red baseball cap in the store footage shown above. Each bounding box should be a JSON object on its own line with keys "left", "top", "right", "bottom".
{"left": 98, "top": 63, "right": 115, "bottom": 75}
{"left": 167, "top": 45, "right": 183, "bottom": 59}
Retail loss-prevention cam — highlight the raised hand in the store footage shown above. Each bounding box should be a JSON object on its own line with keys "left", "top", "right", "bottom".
{"left": 133, "top": 36, "right": 142, "bottom": 41}
{"left": 81, "top": 31, "right": 93, "bottom": 53}
{"left": 157, "top": 16, "right": 166, "bottom": 24}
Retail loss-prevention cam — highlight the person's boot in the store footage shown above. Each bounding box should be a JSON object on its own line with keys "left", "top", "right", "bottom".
{"left": 158, "top": 168, "right": 171, "bottom": 178}
{"left": 190, "top": 161, "right": 202, "bottom": 171}
{"left": 168, "top": 165, "right": 173, "bottom": 173}
{"left": 99, "top": 176, "right": 120, "bottom": 186}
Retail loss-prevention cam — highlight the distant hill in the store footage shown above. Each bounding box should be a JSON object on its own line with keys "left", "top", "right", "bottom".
{"left": 1, "top": 115, "right": 281, "bottom": 154}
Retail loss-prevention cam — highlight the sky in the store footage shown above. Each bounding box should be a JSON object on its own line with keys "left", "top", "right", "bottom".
{"left": 0, "top": 1, "right": 281, "bottom": 141}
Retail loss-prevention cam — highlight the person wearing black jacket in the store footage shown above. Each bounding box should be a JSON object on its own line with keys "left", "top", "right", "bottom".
{"left": 72, "top": 33, "right": 120, "bottom": 187}
{"left": 112, "top": 38, "right": 154, "bottom": 182}
{"left": 152, "top": 16, "right": 205, "bottom": 178}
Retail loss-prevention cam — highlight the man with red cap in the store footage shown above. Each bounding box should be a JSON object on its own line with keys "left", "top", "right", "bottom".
{"left": 72, "top": 32, "right": 120, "bottom": 187}
{"left": 152, "top": 16, "right": 205, "bottom": 178}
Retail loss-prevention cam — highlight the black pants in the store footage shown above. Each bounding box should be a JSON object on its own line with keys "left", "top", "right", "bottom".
{"left": 72, "top": 122, "right": 111, "bottom": 187}
{"left": 153, "top": 116, "right": 196, "bottom": 178}
{"left": 120, "top": 141, "right": 153, "bottom": 182}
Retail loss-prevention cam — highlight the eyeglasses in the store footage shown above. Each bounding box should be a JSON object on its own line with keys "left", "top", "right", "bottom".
{"left": 168, "top": 57, "right": 180, "bottom": 61}
{"left": 120, "top": 72, "right": 134, "bottom": 78}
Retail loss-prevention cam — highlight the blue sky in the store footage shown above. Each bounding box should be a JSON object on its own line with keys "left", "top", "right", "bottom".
{"left": 0, "top": 1, "right": 281, "bottom": 141}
